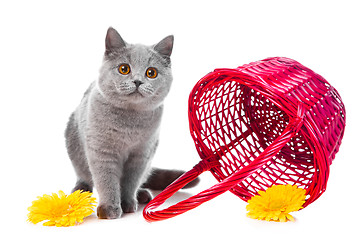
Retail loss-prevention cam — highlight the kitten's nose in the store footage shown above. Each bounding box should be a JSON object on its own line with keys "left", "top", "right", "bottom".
{"left": 133, "top": 80, "right": 143, "bottom": 88}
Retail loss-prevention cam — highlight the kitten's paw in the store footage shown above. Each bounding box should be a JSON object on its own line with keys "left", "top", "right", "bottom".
{"left": 97, "top": 204, "right": 122, "bottom": 219}
{"left": 137, "top": 188, "right": 153, "bottom": 204}
{"left": 121, "top": 199, "right": 138, "bottom": 213}
{"left": 72, "top": 181, "right": 93, "bottom": 193}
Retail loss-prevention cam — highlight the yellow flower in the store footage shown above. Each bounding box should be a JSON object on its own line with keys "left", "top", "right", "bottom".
{"left": 27, "top": 190, "right": 97, "bottom": 227}
{"left": 246, "top": 184, "right": 306, "bottom": 222}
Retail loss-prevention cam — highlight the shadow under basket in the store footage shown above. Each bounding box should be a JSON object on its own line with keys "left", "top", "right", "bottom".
{"left": 143, "top": 57, "right": 346, "bottom": 222}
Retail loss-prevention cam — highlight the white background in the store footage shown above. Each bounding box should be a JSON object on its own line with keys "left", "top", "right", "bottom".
{"left": 1, "top": 0, "right": 359, "bottom": 239}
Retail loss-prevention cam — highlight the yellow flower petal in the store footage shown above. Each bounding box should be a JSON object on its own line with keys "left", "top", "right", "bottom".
{"left": 246, "top": 184, "right": 306, "bottom": 222}
{"left": 27, "top": 190, "right": 96, "bottom": 227}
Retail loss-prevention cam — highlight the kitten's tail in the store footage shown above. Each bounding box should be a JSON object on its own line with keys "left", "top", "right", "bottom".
{"left": 142, "top": 168, "right": 200, "bottom": 190}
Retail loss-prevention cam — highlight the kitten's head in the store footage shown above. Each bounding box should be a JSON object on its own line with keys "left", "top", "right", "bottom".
{"left": 97, "top": 27, "right": 174, "bottom": 110}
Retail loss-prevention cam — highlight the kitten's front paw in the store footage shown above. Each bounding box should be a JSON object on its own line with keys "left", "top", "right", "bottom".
{"left": 121, "top": 199, "right": 138, "bottom": 213}
{"left": 137, "top": 188, "right": 152, "bottom": 204}
{"left": 72, "top": 181, "right": 93, "bottom": 193}
{"left": 97, "top": 204, "right": 122, "bottom": 219}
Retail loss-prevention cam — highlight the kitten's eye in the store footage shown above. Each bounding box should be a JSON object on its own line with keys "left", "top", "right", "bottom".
{"left": 118, "top": 64, "right": 131, "bottom": 75}
{"left": 146, "top": 67, "right": 158, "bottom": 79}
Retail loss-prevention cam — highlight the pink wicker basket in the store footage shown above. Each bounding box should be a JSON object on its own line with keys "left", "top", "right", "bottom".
{"left": 143, "top": 57, "right": 346, "bottom": 222}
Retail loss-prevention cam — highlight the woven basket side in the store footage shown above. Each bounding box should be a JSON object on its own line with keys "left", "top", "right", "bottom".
{"left": 239, "top": 57, "right": 346, "bottom": 165}
{"left": 248, "top": 59, "right": 344, "bottom": 142}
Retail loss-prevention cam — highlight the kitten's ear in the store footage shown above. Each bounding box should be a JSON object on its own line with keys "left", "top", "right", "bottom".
{"left": 154, "top": 35, "right": 174, "bottom": 58}
{"left": 105, "top": 27, "right": 126, "bottom": 55}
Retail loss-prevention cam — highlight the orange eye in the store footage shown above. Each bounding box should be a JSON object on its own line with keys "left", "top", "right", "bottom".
{"left": 118, "top": 64, "right": 131, "bottom": 75}
{"left": 146, "top": 67, "right": 158, "bottom": 79}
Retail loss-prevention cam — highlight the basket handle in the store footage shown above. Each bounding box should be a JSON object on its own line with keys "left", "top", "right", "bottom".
{"left": 143, "top": 107, "right": 305, "bottom": 222}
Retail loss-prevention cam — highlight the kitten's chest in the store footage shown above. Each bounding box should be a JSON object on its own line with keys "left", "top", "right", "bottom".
{"left": 92, "top": 105, "right": 163, "bottom": 145}
{"left": 113, "top": 112, "right": 158, "bottom": 140}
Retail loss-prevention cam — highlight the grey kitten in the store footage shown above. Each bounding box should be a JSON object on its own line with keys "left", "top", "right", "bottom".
{"left": 65, "top": 27, "right": 198, "bottom": 219}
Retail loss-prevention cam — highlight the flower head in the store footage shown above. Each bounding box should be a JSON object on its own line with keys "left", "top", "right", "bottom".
{"left": 246, "top": 184, "right": 306, "bottom": 222}
{"left": 27, "top": 190, "right": 97, "bottom": 227}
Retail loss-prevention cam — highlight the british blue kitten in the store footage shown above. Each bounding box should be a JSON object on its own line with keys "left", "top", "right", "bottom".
{"left": 65, "top": 27, "right": 198, "bottom": 219}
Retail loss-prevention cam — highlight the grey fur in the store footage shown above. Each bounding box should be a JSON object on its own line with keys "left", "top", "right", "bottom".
{"left": 65, "top": 27, "right": 174, "bottom": 219}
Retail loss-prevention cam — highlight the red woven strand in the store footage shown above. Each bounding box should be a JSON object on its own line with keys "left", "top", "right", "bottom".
{"left": 143, "top": 57, "right": 346, "bottom": 222}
